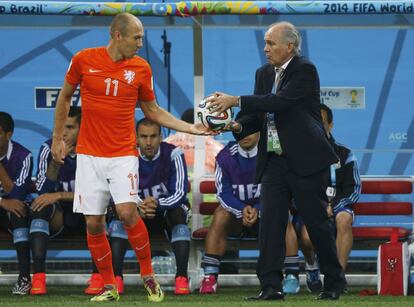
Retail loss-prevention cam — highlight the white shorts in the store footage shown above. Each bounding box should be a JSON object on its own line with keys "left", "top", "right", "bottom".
{"left": 73, "top": 154, "right": 141, "bottom": 215}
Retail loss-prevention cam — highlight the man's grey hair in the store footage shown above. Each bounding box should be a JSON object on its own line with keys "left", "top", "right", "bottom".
{"left": 269, "top": 22, "right": 301, "bottom": 55}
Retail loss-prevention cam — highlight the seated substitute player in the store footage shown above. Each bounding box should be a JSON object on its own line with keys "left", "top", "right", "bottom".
{"left": 200, "top": 126, "right": 260, "bottom": 294}
{"left": 0, "top": 112, "right": 33, "bottom": 295}
{"left": 283, "top": 103, "right": 361, "bottom": 294}
{"left": 85, "top": 118, "right": 192, "bottom": 295}
{"left": 30, "top": 107, "right": 84, "bottom": 295}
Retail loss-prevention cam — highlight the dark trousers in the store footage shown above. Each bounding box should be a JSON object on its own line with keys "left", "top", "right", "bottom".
{"left": 257, "top": 154, "right": 345, "bottom": 292}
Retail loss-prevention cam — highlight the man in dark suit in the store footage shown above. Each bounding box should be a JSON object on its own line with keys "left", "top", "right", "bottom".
{"left": 207, "top": 21, "right": 346, "bottom": 300}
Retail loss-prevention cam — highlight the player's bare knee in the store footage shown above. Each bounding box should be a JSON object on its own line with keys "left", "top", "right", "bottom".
{"left": 335, "top": 212, "right": 352, "bottom": 232}
{"left": 116, "top": 203, "right": 138, "bottom": 226}
{"left": 117, "top": 213, "right": 137, "bottom": 227}
{"left": 211, "top": 207, "right": 232, "bottom": 228}
{"left": 206, "top": 211, "right": 230, "bottom": 238}
{"left": 214, "top": 206, "right": 231, "bottom": 219}
{"left": 86, "top": 223, "right": 105, "bottom": 235}
{"left": 85, "top": 216, "right": 106, "bottom": 234}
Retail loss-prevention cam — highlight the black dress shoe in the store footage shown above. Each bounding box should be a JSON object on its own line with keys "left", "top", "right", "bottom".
{"left": 245, "top": 287, "right": 284, "bottom": 301}
{"left": 316, "top": 289, "right": 340, "bottom": 300}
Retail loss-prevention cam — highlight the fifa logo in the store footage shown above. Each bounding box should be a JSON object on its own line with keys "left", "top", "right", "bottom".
{"left": 386, "top": 258, "right": 398, "bottom": 272}
{"left": 350, "top": 89, "right": 358, "bottom": 103}
{"left": 124, "top": 70, "right": 135, "bottom": 84}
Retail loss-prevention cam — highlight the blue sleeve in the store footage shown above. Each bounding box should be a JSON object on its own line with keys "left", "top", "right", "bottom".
{"left": 252, "top": 202, "right": 261, "bottom": 213}
{"left": 8, "top": 152, "right": 33, "bottom": 200}
{"left": 35, "top": 142, "right": 57, "bottom": 194}
{"left": 157, "top": 148, "right": 189, "bottom": 211}
{"left": 332, "top": 152, "right": 362, "bottom": 213}
{"left": 215, "top": 162, "right": 245, "bottom": 219}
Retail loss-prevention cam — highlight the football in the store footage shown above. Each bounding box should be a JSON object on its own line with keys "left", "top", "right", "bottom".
{"left": 197, "top": 96, "right": 233, "bottom": 131}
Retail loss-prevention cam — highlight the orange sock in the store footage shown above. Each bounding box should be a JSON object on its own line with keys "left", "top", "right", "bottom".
{"left": 87, "top": 231, "right": 116, "bottom": 286}
{"left": 124, "top": 218, "right": 153, "bottom": 277}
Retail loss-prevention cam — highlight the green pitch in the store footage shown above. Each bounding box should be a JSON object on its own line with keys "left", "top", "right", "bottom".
{"left": 0, "top": 286, "right": 413, "bottom": 306}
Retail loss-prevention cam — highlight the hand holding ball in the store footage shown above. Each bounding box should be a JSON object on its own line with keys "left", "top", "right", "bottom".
{"left": 197, "top": 96, "right": 233, "bottom": 131}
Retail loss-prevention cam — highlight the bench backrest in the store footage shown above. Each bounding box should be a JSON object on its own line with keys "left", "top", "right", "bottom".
{"left": 198, "top": 178, "right": 413, "bottom": 217}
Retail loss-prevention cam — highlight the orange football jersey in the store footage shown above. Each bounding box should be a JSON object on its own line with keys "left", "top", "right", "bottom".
{"left": 66, "top": 47, "right": 155, "bottom": 157}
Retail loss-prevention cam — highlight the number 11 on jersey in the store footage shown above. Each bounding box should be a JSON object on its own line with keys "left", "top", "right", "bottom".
{"left": 104, "top": 78, "right": 118, "bottom": 96}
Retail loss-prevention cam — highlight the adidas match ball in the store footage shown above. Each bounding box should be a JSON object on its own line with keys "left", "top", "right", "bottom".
{"left": 197, "top": 96, "right": 233, "bottom": 131}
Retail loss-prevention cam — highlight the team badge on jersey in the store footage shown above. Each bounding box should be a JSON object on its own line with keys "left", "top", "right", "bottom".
{"left": 124, "top": 70, "right": 135, "bottom": 84}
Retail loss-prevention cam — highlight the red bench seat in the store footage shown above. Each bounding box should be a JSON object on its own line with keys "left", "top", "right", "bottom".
{"left": 193, "top": 179, "right": 413, "bottom": 248}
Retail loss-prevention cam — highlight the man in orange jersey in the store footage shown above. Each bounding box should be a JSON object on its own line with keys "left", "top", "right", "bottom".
{"left": 51, "top": 13, "right": 210, "bottom": 302}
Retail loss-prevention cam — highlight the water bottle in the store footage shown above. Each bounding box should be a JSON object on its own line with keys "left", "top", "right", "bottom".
{"left": 171, "top": 256, "right": 177, "bottom": 275}
{"left": 152, "top": 256, "right": 161, "bottom": 274}
{"left": 165, "top": 256, "right": 176, "bottom": 274}
{"left": 160, "top": 256, "right": 168, "bottom": 274}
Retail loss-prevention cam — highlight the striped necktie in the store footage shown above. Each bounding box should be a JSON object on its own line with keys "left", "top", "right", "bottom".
{"left": 266, "top": 67, "right": 284, "bottom": 155}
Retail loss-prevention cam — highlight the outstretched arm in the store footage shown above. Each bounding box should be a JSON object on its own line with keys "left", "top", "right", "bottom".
{"left": 208, "top": 63, "right": 317, "bottom": 114}
{"left": 139, "top": 99, "right": 213, "bottom": 135}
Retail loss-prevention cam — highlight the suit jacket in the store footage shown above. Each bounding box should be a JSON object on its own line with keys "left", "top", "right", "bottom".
{"left": 236, "top": 56, "right": 338, "bottom": 181}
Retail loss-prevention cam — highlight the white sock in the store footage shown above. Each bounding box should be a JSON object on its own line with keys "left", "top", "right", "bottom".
{"left": 305, "top": 259, "right": 319, "bottom": 271}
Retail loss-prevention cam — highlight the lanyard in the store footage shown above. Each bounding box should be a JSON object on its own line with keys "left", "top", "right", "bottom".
{"left": 326, "top": 164, "right": 337, "bottom": 201}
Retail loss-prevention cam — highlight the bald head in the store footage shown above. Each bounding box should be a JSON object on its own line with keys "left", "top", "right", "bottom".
{"left": 110, "top": 12, "right": 142, "bottom": 38}
{"left": 267, "top": 22, "right": 301, "bottom": 56}
{"left": 107, "top": 12, "right": 144, "bottom": 61}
